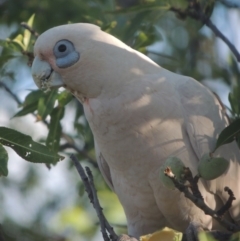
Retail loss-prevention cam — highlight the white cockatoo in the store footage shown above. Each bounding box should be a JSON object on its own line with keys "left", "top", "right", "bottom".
{"left": 31, "top": 23, "right": 240, "bottom": 238}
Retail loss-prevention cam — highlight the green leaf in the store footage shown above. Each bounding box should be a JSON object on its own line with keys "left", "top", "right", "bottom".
{"left": 214, "top": 119, "right": 240, "bottom": 152}
{"left": 198, "top": 232, "right": 217, "bottom": 241}
{"left": 0, "top": 40, "right": 22, "bottom": 68}
{"left": 13, "top": 102, "right": 38, "bottom": 118}
{"left": 0, "top": 40, "right": 23, "bottom": 62}
{"left": 23, "top": 90, "right": 45, "bottom": 107}
{"left": 0, "top": 127, "right": 64, "bottom": 164}
{"left": 0, "top": 144, "right": 8, "bottom": 176}
{"left": 57, "top": 91, "right": 73, "bottom": 107}
{"left": 0, "top": 39, "right": 6, "bottom": 47}
{"left": 23, "top": 14, "right": 35, "bottom": 50}
{"left": 46, "top": 107, "right": 64, "bottom": 152}
{"left": 37, "top": 90, "right": 58, "bottom": 121}
{"left": 133, "top": 25, "right": 157, "bottom": 50}
{"left": 13, "top": 90, "right": 46, "bottom": 118}
{"left": 12, "top": 34, "right": 25, "bottom": 50}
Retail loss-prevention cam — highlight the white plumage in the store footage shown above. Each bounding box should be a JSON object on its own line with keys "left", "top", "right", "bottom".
{"left": 31, "top": 23, "right": 240, "bottom": 238}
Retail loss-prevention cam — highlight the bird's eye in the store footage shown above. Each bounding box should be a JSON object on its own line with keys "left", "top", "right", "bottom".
{"left": 54, "top": 40, "right": 73, "bottom": 57}
{"left": 53, "top": 39, "right": 80, "bottom": 68}
{"left": 58, "top": 44, "right": 67, "bottom": 52}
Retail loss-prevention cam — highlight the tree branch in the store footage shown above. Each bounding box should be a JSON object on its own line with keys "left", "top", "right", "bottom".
{"left": 217, "top": 187, "right": 236, "bottom": 216}
{"left": 70, "top": 154, "right": 119, "bottom": 241}
{"left": 60, "top": 143, "right": 98, "bottom": 168}
{"left": 164, "top": 167, "right": 240, "bottom": 232}
{"left": 203, "top": 17, "right": 240, "bottom": 62}
{"left": 170, "top": 5, "right": 240, "bottom": 62}
{"left": 20, "top": 22, "right": 39, "bottom": 38}
{"left": 86, "top": 167, "right": 113, "bottom": 240}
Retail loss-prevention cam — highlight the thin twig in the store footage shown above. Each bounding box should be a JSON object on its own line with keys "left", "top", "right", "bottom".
{"left": 183, "top": 167, "right": 203, "bottom": 200}
{"left": 203, "top": 17, "right": 240, "bottom": 62}
{"left": 70, "top": 154, "right": 119, "bottom": 241}
{"left": 86, "top": 167, "right": 110, "bottom": 241}
{"left": 60, "top": 143, "right": 98, "bottom": 168}
{"left": 20, "top": 22, "right": 39, "bottom": 38}
{"left": 170, "top": 6, "right": 240, "bottom": 62}
{"left": 146, "top": 50, "right": 178, "bottom": 61}
{"left": 70, "top": 154, "right": 93, "bottom": 201}
{"left": 217, "top": 187, "right": 236, "bottom": 216}
{"left": 164, "top": 167, "right": 240, "bottom": 232}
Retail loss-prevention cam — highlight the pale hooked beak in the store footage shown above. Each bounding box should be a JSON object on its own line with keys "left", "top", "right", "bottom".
{"left": 31, "top": 56, "right": 64, "bottom": 90}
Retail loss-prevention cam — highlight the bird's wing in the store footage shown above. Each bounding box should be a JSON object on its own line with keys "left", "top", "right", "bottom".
{"left": 94, "top": 139, "right": 114, "bottom": 191}
{"left": 178, "top": 77, "right": 240, "bottom": 222}
{"left": 178, "top": 77, "right": 228, "bottom": 157}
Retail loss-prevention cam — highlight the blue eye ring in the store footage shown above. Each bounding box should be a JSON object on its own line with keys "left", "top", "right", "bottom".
{"left": 53, "top": 39, "right": 80, "bottom": 68}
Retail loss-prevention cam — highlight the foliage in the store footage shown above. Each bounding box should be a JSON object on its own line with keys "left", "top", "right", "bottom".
{"left": 0, "top": 127, "right": 64, "bottom": 165}
{"left": 0, "top": 0, "right": 240, "bottom": 240}
{"left": 214, "top": 119, "right": 240, "bottom": 152}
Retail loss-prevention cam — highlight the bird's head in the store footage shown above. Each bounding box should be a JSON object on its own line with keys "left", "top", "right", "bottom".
{"left": 32, "top": 23, "right": 159, "bottom": 99}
